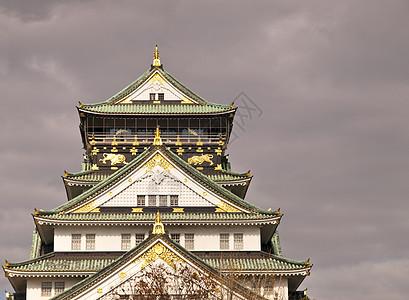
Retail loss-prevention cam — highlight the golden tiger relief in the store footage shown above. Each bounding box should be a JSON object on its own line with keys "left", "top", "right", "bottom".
{"left": 188, "top": 154, "right": 214, "bottom": 166}
{"left": 99, "top": 153, "right": 128, "bottom": 165}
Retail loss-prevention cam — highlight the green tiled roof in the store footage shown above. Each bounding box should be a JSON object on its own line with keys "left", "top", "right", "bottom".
{"left": 7, "top": 251, "right": 308, "bottom": 273}
{"left": 80, "top": 104, "right": 233, "bottom": 115}
{"left": 65, "top": 170, "right": 110, "bottom": 182}
{"left": 7, "top": 252, "right": 119, "bottom": 273}
{"left": 65, "top": 169, "right": 250, "bottom": 184}
{"left": 29, "top": 231, "right": 41, "bottom": 260}
{"left": 79, "top": 67, "right": 234, "bottom": 115}
{"left": 49, "top": 234, "right": 267, "bottom": 300}
{"left": 42, "top": 145, "right": 276, "bottom": 215}
{"left": 35, "top": 212, "right": 279, "bottom": 222}
{"left": 207, "top": 170, "right": 251, "bottom": 182}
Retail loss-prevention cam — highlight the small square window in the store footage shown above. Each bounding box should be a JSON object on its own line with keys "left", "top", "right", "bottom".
{"left": 86, "top": 234, "right": 96, "bottom": 250}
{"left": 171, "top": 233, "right": 180, "bottom": 244}
{"left": 148, "top": 195, "right": 157, "bottom": 206}
{"left": 220, "top": 233, "right": 229, "bottom": 250}
{"left": 135, "top": 234, "right": 145, "bottom": 245}
{"left": 71, "top": 234, "right": 81, "bottom": 250}
{"left": 234, "top": 233, "right": 243, "bottom": 250}
{"left": 55, "top": 282, "right": 65, "bottom": 295}
{"left": 158, "top": 93, "right": 164, "bottom": 101}
{"left": 121, "top": 234, "right": 131, "bottom": 250}
{"left": 137, "top": 195, "right": 145, "bottom": 206}
{"left": 185, "top": 233, "right": 194, "bottom": 250}
{"left": 149, "top": 93, "right": 156, "bottom": 101}
{"left": 41, "top": 282, "right": 52, "bottom": 297}
{"left": 159, "top": 195, "right": 167, "bottom": 206}
{"left": 170, "top": 195, "right": 179, "bottom": 206}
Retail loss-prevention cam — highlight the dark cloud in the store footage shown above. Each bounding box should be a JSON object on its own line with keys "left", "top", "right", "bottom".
{"left": 1, "top": 1, "right": 408, "bottom": 299}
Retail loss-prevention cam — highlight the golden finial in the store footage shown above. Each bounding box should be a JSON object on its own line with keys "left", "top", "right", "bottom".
{"left": 152, "top": 211, "right": 165, "bottom": 234}
{"left": 78, "top": 101, "right": 83, "bottom": 108}
{"left": 153, "top": 45, "right": 161, "bottom": 66}
{"left": 153, "top": 125, "right": 163, "bottom": 145}
{"left": 276, "top": 208, "right": 281, "bottom": 214}
{"left": 306, "top": 258, "right": 310, "bottom": 265}
{"left": 64, "top": 170, "right": 68, "bottom": 177}
{"left": 5, "top": 259, "right": 10, "bottom": 267}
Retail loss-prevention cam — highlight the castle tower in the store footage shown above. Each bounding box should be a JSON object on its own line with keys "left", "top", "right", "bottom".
{"left": 4, "top": 46, "right": 311, "bottom": 300}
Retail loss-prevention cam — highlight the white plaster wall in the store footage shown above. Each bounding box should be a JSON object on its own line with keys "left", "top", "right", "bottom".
{"left": 26, "top": 277, "right": 81, "bottom": 300}
{"left": 54, "top": 225, "right": 260, "bottom": 252}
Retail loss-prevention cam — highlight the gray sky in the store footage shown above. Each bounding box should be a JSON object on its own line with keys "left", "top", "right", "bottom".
{"left": 1, "top": 1, "right": 409, "bottom": 299}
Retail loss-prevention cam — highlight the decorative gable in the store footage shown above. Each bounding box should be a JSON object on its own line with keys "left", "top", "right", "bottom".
{"left": 100, "top": 168, "right": 213, "bottom": 207}
{"left": 51, "top": 234, "right": 257, "bottom": 300}
{"left": 67, "top": 149, "right": 246, "bottom": 214}
{"left": 117, "top": 70, "right": 196, "bottom": 104}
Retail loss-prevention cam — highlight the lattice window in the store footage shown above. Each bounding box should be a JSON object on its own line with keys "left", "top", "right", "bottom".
{"left": 135, "top": 234, "right": 145, "bottom": 245}
{"left": 159, "top": 195, "right": 168, "bottom": 206}
{"left": 55, "top": 282, "right": 65, "bottom": 295}
{"left": 185, "top": 233, "right": 194, "bottom": 250}
{"left": 41, "top": 282, "right": 52, "bottom": 297}
{"left": 137, "top": 195, "right": 145, "bottom": 206}
{"left": 170, "top": 195, "right": 179, "bottom": 206}
{"left": 121, "top": 234, "right": 131, "bottom": 250}
{"left": 234, "top": 233, "right": 243, "bottom": 250}
{"left": 158, "top": 93, "right": 164, "bottom": 101}
{"left": 220, "top": 233, "right": 230, "bottom": 250}
{"left": 148, "top": 195, "right": 157, "bottom": 206}
{"left": 171, "top": 233, "right": 180, "bottom": 244}
{"left": 86, "top": 234, "right": 96, "bottom": 250}
{"left": 71, "top": 234, "right": 81, "bottom": 250}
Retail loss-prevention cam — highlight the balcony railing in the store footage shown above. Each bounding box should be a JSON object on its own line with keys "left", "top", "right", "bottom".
{"left": 87, "top": 133, "right": 226, "bottom": 146}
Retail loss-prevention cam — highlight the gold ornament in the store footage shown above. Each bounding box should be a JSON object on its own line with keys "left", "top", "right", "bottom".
{"left": 143, "top": 153, "right": 172, "bottom": 173}
{"left": 188, "top": 154, "right": 214, "bottom": 166}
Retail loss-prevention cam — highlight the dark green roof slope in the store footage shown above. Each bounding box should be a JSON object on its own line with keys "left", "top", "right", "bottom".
{"left": 64, "top": 169, "right": 250, "bottom": 184}
{"left": 49, "top": 234, "right": 266, "bottom": 300}
{"left": 35, "top": 212, "right": 279, "bottom": 222}
{"left": 6, "top": 251, "right": 308, "bottom": 274}
{"left": 41, "top": 145, "right": 276, "bottom": 215}
{"left": 79, "top": 67, "right": 234, "bottom": 115}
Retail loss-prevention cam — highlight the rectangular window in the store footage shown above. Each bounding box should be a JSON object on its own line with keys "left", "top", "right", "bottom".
{"left": 234, "top": 233, "right": 243, "bottom": 250}
{"left": 158, "top": 93, "right": 164, "bottom": 101}
{"left": 121, "top": 234, "right": 131, "bottom": 250}
{"left": 137, "top": 195, "right": 145, "bottom": 206}
{"left": 149, "top": 93, "right": 156, "bottom": 101}
{"left": 185, "top": 233, "right": 194, "bottom": 250}
{"left": 135, "top": 234, "right": 145, "bottom": 245}
{"left": 170, "top": 195, "right": 179, "bottom": 206}
{"left": 159, "top": 195, "right": 167, "bottom": 206}
{"left": 41, "top": 282, "right": 52, "bottom": 297}
{"left": 171, "top": 233, "right": 180, "bottom": 244}
{"left": 86, "top": 234, "right": 96, "bottom": 250}
{"left": 55, "top": 282, "right": 65, "bottom": 295}
{"left": 220, "top": 233, "right": 230, "bottom": 250}
{"left": 71, "top": 234, "right": 81, "bottom": 250}
{"left": 148, "top": 195, "right": 157, "bottom": 206}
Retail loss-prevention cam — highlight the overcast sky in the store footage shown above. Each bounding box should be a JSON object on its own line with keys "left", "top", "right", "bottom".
{"left": 1, "top": 1, "right": 409, "bottom": 299}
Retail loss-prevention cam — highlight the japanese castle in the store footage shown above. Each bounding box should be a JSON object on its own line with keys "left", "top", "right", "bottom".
{"left": 4, "top": 46, "right": 311, "bottom": 300}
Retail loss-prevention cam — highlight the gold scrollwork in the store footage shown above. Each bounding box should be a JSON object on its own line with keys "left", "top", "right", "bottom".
{"left": 215, "top": 201, "right": 242, "bottom": 213}
{"left": 188, "top": 154, "right": 214, "bottom": 166}
{"left": 134, "top": 242, "right": 183, "bottom": 270}
{"left": 143, "top": 154, "right": 172, "bottom": 173}
{"left": 72, "top": 200, "right": 97, "bottom": 213}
